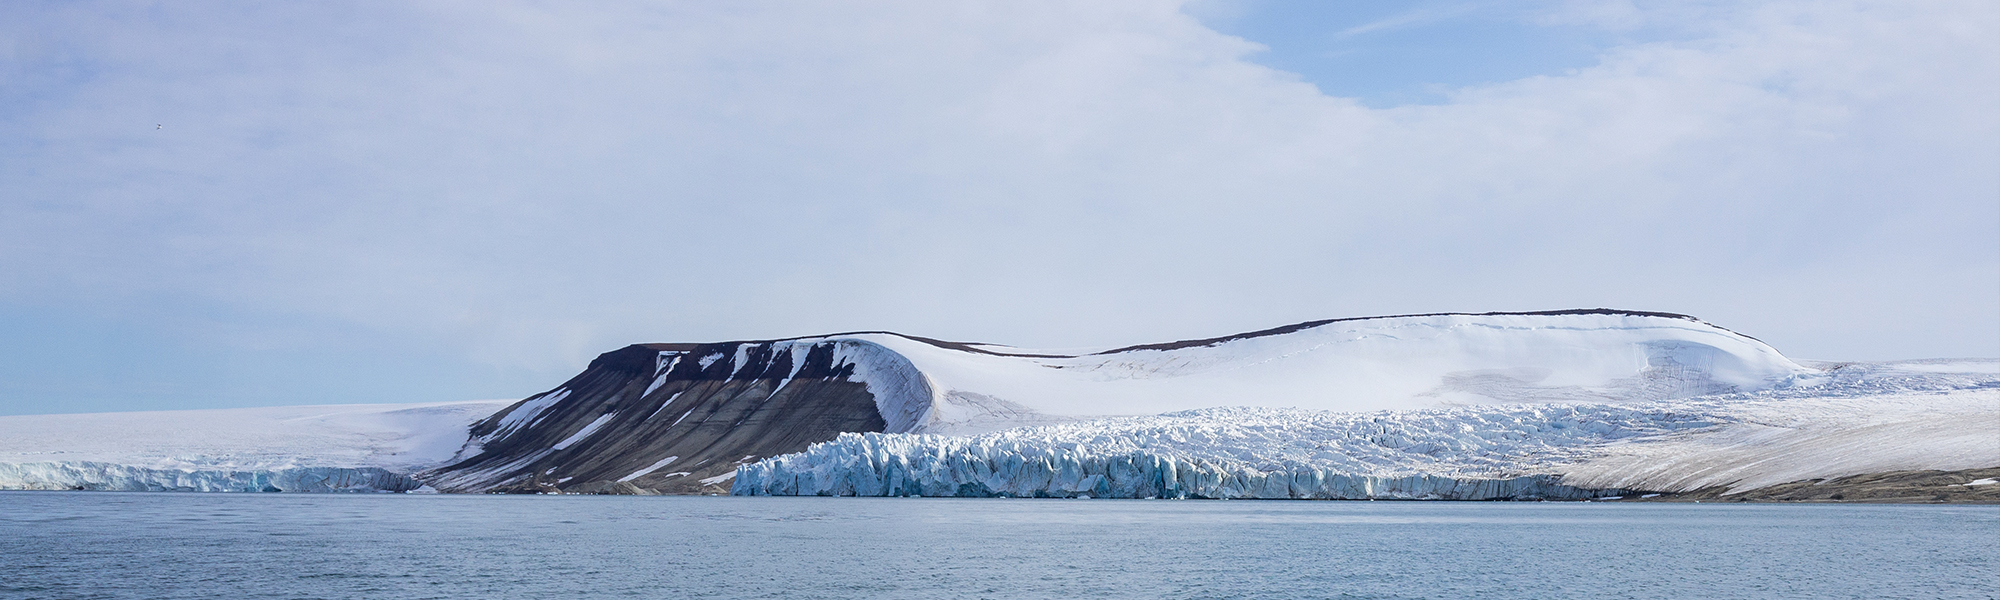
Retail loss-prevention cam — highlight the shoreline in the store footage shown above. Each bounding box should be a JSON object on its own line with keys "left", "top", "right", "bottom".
{"left": 9, "top": 467, "right": 1996, "bottom": 504}
{"left": 1600, "top": 466, "right": 2000, "bottom": 504}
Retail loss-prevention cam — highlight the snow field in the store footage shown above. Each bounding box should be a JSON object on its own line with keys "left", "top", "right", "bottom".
{"left": 845, "top": 312, "right": 1811, "bottom": 433}
{"left": 0, "top": 400, "right": 509, "bottom": 492}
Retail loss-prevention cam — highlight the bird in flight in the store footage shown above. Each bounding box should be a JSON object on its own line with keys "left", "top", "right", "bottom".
{"left": 156, "top": 124, "right": 162, "bottom": 129}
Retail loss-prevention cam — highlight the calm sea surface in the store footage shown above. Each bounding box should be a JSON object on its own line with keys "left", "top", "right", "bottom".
{"left": 1, "top": 492, "right": 1994, "bottom": 600}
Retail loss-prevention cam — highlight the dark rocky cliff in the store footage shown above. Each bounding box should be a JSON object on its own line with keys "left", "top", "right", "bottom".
{"left": 421, "top": 340, "right": 886, "bottom": 494}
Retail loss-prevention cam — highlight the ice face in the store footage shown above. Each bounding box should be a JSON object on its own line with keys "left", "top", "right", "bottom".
{"left": 0, "top": 400, "right": 509, "bottom": 493}
{"left": 731, "top": 431, "right": 1623, "bottom": 500}
{"left": 730, "top": 403, "right": 1710, "bottom": 499}
{"left": 0, "top": 462, "right": 423, "bottom": 492}
{"left": 735, "top": 361, "right": 2000, "bottom": 499}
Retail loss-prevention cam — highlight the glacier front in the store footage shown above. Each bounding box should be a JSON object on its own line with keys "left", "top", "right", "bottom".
{"left": 0, "top": 401, "right": 509, "bottom": 492}
{"left": 735, "top": 360, "right": 2000, "bottom": 499}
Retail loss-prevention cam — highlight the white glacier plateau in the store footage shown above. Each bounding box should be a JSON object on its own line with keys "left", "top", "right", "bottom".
{"left": 747, "top": 311, "right": 1815, "bottom": 436}
{"left": 0, "top": 400, "right": 510, "bottom": 492}
{"left": 734, "top": 360, "right": 2000, "bottom": 499}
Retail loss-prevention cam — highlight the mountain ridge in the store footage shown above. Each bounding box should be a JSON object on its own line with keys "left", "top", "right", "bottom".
{"left": 421, "top": 309, "right": 1807, "bottom": 494}
{"left": 3, "top": 310, "right": 1990, "bottom": 500}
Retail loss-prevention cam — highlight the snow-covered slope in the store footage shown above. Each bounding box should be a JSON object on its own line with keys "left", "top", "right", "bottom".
{"left": 735, "top": 360, "right": 1999, "bottom": 499}
{"left": 847, "top": 309, "right": 1810, "bottom": 434}
{"left": 1563, "top": 360, "right": 2000, "bottom": 492}
{"left": 0, "top": 401, "right": 508, "bottom": 492}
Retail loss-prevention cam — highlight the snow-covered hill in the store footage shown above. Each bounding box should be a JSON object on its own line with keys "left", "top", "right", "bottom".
{"left": 419, "top": 309, "right": 1813, "bottom": 493}
{"left": 5, "top": 310, "right": 1990, "bottom": 499}
{"left": 844, "top": 309, "right": 1811, "bottom": 434}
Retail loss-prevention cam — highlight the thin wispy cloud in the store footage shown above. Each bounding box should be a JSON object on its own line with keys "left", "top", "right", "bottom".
{"left": 0, "top": 0, "right": 1992, "bottom": 413}
{"left": 1332, "top": 3, "right": 1482, "bottom": 38}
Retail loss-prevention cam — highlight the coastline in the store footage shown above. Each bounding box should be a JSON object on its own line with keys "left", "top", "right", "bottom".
{"left": 1603, "top": 467, "right": 2000, "bottom": 504}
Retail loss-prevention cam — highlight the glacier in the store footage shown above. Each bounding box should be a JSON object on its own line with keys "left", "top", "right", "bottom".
{"left": 0, "top": 401, "right": 509, "bottom": 493}
{"left": 418, "top": 310, "right": 1842, "bottom": 494}
{"left": 6, "top": 312, "right": 1993, "bottom": 498}
{"left": 732, "top": 404, "right": 1702, "bottom": 499}
{"left": 0, "top": 462, "right": 423, "bottom": 492}
{"left": 1563, "top": 360, "right": 2000, "bottom": 492}
{"left": 735, "top": 360, "right": 2000, "bottom": 499}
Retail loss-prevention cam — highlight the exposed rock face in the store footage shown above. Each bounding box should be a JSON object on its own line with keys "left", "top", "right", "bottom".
{"left": 422, "top": 341, "right": 889, "bottom": 494}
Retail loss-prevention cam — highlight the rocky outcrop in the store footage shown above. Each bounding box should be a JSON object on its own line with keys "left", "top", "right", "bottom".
{"left": 420, "top": 340, "right": 899, "bottom": 494}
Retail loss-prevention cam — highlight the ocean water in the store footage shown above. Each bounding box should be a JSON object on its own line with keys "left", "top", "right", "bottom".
{"left": 1, "top": 493, "right": 1994, "bottom": 600}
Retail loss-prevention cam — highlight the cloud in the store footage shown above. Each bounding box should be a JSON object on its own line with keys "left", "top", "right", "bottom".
{"left": 1332, "top": 3, "right": 1483, "bottom": 38}
{"left": 0, "top": 0, "right": 1993, "bottom": 390}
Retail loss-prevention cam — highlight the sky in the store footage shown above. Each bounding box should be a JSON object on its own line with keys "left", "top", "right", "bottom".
{"left": 1, "top": 0, "right": 1995, "bottom": 416}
